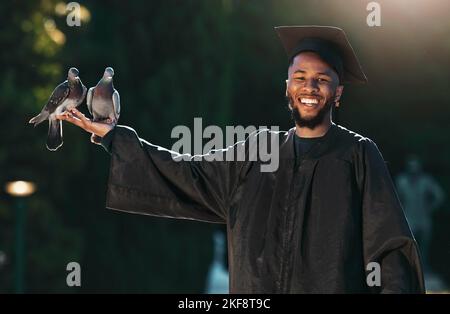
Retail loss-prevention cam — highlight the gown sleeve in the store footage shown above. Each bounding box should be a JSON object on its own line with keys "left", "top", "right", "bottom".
{"left": 357, "top": 138, "right": 425, "bottom": 293}
{"left": 102, "top": 125, "right": 251, "bottom": 224}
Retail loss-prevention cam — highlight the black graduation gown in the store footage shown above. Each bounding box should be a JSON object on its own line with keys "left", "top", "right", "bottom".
{"left": 102, "top": 123, "right": 425, "bottom": 293}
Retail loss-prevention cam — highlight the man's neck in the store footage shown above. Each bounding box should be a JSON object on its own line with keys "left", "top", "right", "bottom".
{"left": 295, "top": 120, "right": 332, "bottom": 138}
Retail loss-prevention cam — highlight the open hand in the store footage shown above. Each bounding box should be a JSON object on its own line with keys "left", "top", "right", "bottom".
{"left": 56, "top": 108, "right": 115, "bottom": 138}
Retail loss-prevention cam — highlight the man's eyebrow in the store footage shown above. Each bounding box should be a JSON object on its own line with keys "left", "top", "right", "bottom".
{"left": 293, "top": 69, "right": 333, "bottom": 76}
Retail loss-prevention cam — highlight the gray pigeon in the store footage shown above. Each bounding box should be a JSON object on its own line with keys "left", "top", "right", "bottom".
{"left": 29, "top": 67, "right": 87, "bottom": 151}
{"left": 87, "top": 67, "right": 120, "bottom": 144}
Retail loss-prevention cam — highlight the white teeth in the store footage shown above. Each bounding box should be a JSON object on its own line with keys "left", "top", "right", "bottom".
{"left": 300, "top": 98, "right": 319, "bottom": 104}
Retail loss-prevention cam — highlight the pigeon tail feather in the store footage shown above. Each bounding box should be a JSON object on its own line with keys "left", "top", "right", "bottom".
{"left": 47, "top": 119, "right": 63, "bottom": 151}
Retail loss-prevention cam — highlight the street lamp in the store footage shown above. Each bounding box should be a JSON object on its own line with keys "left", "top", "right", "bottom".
{"left": 5, "top": 181, "right": 36, "bottom": 197}
{"left": 5, "top": 180, "right": 36, "bottom": 294}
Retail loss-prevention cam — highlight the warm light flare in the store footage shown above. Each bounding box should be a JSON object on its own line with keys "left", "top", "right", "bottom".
{"left": 5, "top": 181, "right": 36, "bottom": 197}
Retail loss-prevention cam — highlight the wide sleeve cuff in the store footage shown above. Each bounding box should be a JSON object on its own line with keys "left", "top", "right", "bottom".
{"left": 100, "top": 128, "right": 116, "bottom": 154}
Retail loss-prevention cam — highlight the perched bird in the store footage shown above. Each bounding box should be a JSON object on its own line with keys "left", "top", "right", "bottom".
{"left": 87, "top": 67, "right": 120, "bottom": 144}
{"left": 29, "top": 67, "right": 87, "bottom": 151}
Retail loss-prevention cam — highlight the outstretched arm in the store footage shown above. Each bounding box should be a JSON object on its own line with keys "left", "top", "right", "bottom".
{"left": 56, "top": 108, "right": 252, "bottom": 223}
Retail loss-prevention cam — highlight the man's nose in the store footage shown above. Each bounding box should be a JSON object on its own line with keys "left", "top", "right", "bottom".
{"left": 301, "top": 79, "right": 319, "bottom": 93}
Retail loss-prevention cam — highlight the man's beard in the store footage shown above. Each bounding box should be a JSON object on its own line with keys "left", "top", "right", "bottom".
{"left": 286, "top": 94, "right": 334, "bottom": 129}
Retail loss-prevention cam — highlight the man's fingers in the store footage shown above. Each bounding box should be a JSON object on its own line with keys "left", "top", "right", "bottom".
{"left": 56, "top": 112, "right": 72, "bottom": 121}
{"left": 70, "top": 108, "right": 89, "bottom": 122}
{"left": 56, "top": 111, "right": 86, "bottom": 129}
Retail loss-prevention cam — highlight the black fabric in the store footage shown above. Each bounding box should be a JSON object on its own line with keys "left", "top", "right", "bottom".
{"left": 275, "top": 26, "right": 368, "bottom": 84}
{"left": 290, "top": 38, "right": 344, "bottom": 82}
{"left": 293, "top": 132, "right": 325, "bottom": 158}
{"left": 100, "top": 128, "right": 115, "bottom": 154}
{"left": 102, "top": 123, "right": 425, "bottom": 293}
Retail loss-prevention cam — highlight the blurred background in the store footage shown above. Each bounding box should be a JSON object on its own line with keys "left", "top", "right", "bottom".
{"left": 0, "top": 0, "right": 449, "bottom": 293}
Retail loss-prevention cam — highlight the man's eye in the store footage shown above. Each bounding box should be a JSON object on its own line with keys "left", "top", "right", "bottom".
{"left": 318, "top": 78, "right": 329, "bottom": 83}
{"left": 295, "top": 77, "right": 305, "bottom": 81}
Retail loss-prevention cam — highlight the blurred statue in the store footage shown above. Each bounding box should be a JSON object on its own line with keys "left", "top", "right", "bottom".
{"left": 205, "top": 230, "right": 229, "bottom": 294}
{"left": 0, "top": 250, "right": 6, "bottom": 269}
{"left": 396, "top": 155, "right": 445, "bottom": 271}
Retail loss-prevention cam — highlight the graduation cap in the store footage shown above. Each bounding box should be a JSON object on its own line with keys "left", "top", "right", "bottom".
{"left": 275, "top": 25, "right": 368, "bottom": 84}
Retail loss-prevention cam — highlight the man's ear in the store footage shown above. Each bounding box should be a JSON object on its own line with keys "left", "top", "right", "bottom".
{"left": 285, "top": 79, "right": 289, "bottom": 97}
{"left": 334, "top": 85, "right": 344, "bottom": 107}
{"left": 285, "top": 79, "right": 293, "bottom": 110}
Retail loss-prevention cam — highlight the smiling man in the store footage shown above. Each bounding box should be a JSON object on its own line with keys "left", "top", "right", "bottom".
{"left": 57, "top": 25, "right": 424, "bottom": 293}
{"left": 287, "top": 51, "right": 343, "bottom": 135}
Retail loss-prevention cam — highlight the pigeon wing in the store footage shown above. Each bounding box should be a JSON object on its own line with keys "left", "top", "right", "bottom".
{"left": 112, "top": 90, "right": 120, "bottom": 121}
{"left": 86, "top": 87, "right": 95, "bottom": 115}
{"left": 45, "top": 80, "right": 70, "bottom": 113}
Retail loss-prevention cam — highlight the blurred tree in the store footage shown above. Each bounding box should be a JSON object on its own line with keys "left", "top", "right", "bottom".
{"left": 0, "top": 0, "right": 84, "bottom": 293}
